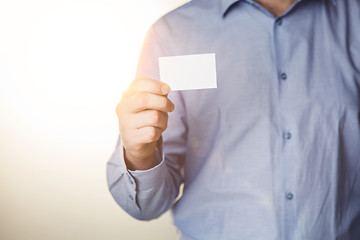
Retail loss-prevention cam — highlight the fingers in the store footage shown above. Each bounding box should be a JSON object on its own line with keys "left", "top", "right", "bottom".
{"left": 131, "top": 110, "right": 168, "bottom": 130}
{"left": 135, "top": 126, "right": 163, "bottom": 144}
{"left": 123, "top": 78, "right": 170, "bottom": 97}
{"left": 126, "top": 92, "right": 174, "bottom": 113}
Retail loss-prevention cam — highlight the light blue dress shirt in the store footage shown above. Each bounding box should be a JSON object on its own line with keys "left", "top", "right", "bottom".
{"left": 107, "top": 0, "right": 360, "bottom": 239}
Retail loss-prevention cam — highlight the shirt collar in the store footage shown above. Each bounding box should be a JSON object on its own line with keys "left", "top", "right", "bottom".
{"left": 220, "top": 0, "right": 337, "bottom": 17}
{"left": 220, "top": 0, "right": 240, "bottom": 16}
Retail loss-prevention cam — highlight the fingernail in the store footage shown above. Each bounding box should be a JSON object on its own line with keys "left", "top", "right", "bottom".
{"left": 161, "top": 84, "right": 170, "bottom": 94}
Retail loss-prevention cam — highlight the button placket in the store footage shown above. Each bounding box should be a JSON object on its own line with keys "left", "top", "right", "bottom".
{"left": 273, "top": 14, "right": 298, "bottom": 238}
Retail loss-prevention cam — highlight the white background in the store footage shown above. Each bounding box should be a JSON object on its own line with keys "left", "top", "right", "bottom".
{"left": 0, "top": 0, "right": 189, "bottom": 239}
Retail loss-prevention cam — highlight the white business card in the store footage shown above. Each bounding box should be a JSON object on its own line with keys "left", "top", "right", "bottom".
{"left": 159, "top": 53, "right": 217, "bottom": 91}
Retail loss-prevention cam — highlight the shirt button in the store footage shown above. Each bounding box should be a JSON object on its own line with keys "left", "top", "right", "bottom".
{"left": 128, "top": 194, "right": 134, "bottom": 201}
{"left": 126, "top": 172, "right": 134, "bottom": 184}
{"left": 286, "top": 192, "right": 294, "bottom": 200}
{"left": 280, "top": 72, "right": 287, "bottom": 80}
{"left": 128, "top": 175, "right": 134, "bottom": 184}
{"left": 284, "top": 132, "right": 292, "bottom": 140}
{"left": 276, "top": 18, "right": 283, "bottom": 26}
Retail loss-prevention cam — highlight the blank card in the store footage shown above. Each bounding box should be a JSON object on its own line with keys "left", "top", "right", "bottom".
{"left": 159, "top": 53, "right": 217, "bottom": 91}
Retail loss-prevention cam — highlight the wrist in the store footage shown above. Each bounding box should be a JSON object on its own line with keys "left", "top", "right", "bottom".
{"left": 124, "top": 149, "right": 159, "bottom": 171}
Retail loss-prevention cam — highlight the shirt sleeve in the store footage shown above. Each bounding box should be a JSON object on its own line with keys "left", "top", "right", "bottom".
{"left": 106, "top": 19, "right": 186, "bottom": 220}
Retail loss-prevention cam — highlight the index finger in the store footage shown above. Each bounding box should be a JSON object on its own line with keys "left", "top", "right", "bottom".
{"left": 123, "top": 78, "right": 170, "bottom": 97}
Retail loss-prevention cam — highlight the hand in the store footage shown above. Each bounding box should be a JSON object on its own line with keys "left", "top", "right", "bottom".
{"left": 116, "top": 79, "right": 174, "bottom": 170}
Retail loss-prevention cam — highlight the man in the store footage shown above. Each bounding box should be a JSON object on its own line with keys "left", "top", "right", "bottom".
{"left": 107, "top": 0, "right": 360, "bottom": 239}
